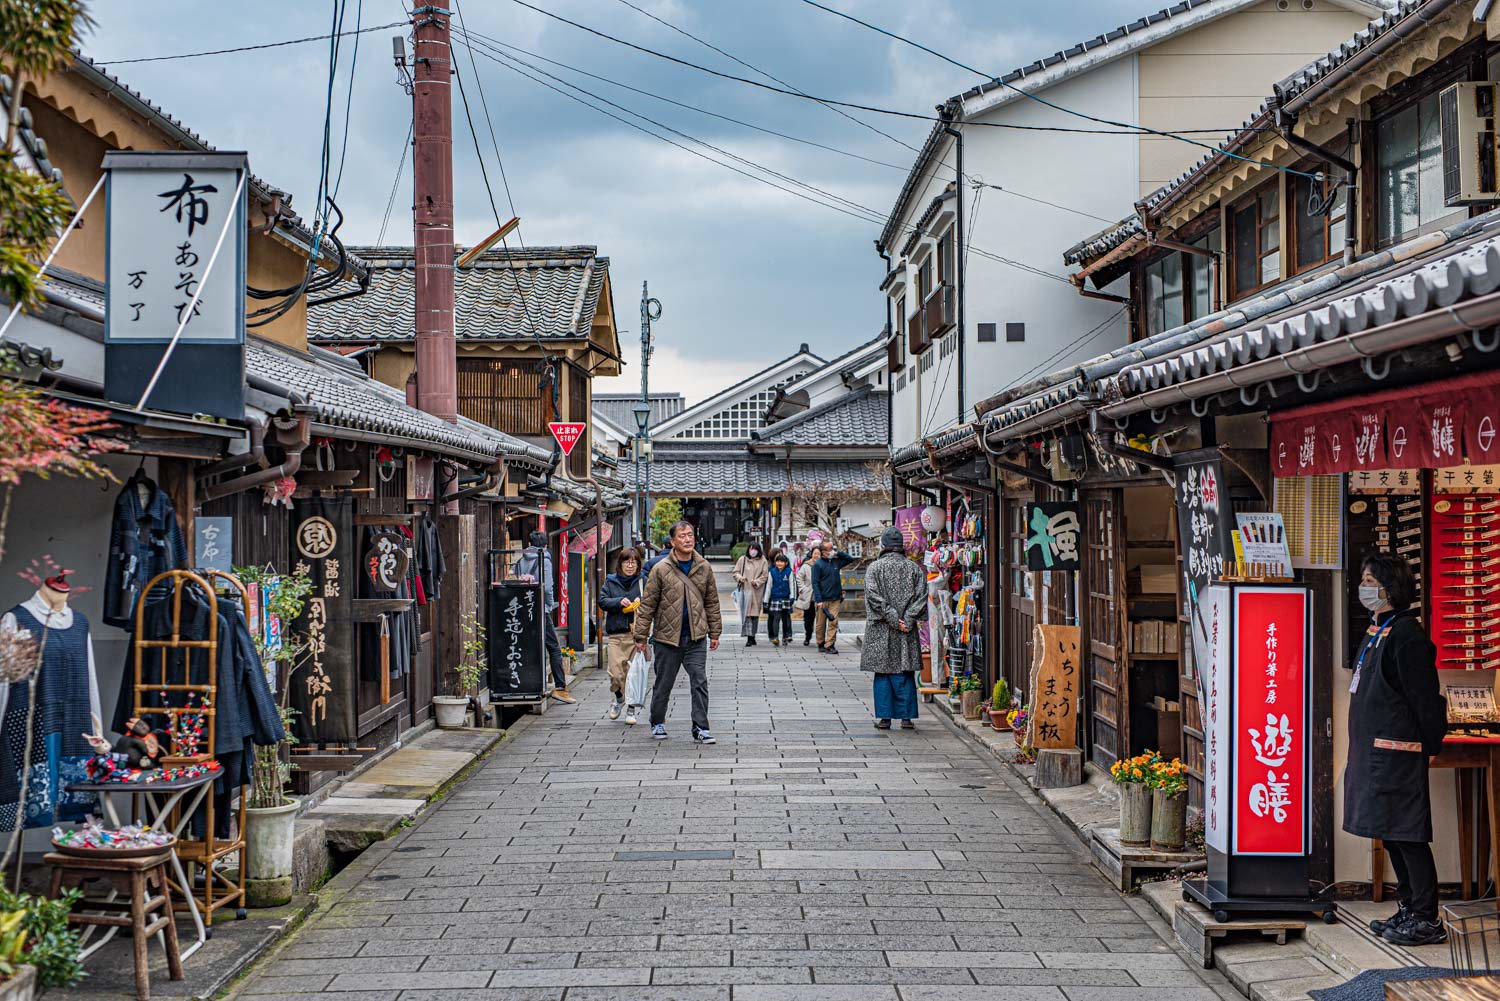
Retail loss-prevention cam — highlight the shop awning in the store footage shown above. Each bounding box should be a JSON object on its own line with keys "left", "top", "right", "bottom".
{"left": 1269, "top": 369, "right": 1500, "bottom": 476}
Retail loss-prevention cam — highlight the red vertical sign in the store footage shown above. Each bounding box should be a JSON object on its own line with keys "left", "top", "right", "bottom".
{"left": 557, "top": 520, "right": 570, "bottom": 630}
{"left": 1232, "top": 587, "right": 1308, "bottom": 856}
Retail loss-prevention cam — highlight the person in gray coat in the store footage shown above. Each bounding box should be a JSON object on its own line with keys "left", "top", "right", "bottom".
{"left": 860, "top": 526, "right": 928, "bottom": 730}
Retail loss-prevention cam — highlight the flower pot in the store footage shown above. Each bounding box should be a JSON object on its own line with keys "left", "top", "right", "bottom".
{"left": 244, "top": 797, "right": 300, "bottom": 907}
{"left": 1012, "top": 724, "right": 1027, "bottom": 746}
{"left": 961, "top": 690, "right": 982, "bottom": 719}
{"left": 1151, "top": 789, "right": 1188, "bottom": 851}
{"left": 990, "top": 710, "right": 1010, "bottom": 731}
{"left": 433, "top": 695, "right": 469, "bottom": 729}
{"left": 0, "top": 965, "right": 36, "bottom": 1001}
{"left": 1119, "top": 783, "right": 1152, "bottom": 846}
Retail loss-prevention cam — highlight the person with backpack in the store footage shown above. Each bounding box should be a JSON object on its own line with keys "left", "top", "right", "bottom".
{"left": 514, "top": 530, "right": 575, "bottom": 704}
{"left": 632, "top": 520, "right": 721, "bottom": 743}
{"left": 598, "top": 547, "right": 645, "bottom": 724}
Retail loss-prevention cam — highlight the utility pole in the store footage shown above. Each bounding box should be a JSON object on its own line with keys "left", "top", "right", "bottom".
{"left": 410, "top": 3, "right": 456, "bottom": 424}
{"left": 637, "top": 283, "right": 662, "bottom": 546}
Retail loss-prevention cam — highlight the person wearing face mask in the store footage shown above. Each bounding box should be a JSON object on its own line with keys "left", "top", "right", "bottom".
{"left": 1344, "top": 553, "right": 1447, "bottom": 947}
{"left": 733, "top": 540, "right": 770, "bottom": 647}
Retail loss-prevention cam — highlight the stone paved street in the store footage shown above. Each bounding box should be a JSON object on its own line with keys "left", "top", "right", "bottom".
{"left": 236, "top": 632, "right": 1235, "bottom": 1001}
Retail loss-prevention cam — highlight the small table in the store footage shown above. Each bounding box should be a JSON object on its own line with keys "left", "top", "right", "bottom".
{"left": 65, "top": 770, "right": 219, "bottom": 961}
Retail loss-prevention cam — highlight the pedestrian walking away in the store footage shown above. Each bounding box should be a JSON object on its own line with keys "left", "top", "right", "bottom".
{"left": 598, "top": 546, "right": 645, "bottom": 724}
{"left": 764, "top": 551, "right": 796, "bottom": 647}
{"left": 733, "top": 540, "right": 769, "bottom": 646}
{"left": 1344, "top": 553, "right": 1447, "bottom": 947}
{"left": 514, "top": 530, "right": 575, "bottom": 704}
{"left": 812, "top": 541, "right": 857, "bottom": 655}
{"left": 861, "top": 526, "right": 927, "bottom": 729}
{"left": 633, "top": 520, "right": 722, "bottom": 743}
{"left": 795, "top": 546, "right": 818, "bottom": 646}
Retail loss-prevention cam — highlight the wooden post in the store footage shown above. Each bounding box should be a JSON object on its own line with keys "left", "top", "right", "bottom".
{"left": 436, "top": 513, "right": 477, "bottom": 694}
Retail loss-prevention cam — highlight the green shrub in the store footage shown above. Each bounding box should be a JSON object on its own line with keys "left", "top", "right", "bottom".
{"left": 992, "top": 678, "right": 1010, "bottom": 710}
{"left": 0, "top": 889, "right": 83, "bottom": 987}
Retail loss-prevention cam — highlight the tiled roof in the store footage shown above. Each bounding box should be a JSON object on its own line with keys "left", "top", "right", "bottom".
{"left": 1274, "top": 0, "right": 1423, "bottom": 108}
{"left": 1, "top": 74, "right": 62, "bottom": 185}
{"left": 66, "top": 55, "right": 367, "bottom": 279}
{"left": 751, "top": 388, "right": 888, "bottom": 448}
{"left": 1063, "top": 216, "right": 1143, "bottom": 267}
{"left": 640, "top": 454, "right": 885, "bottom": 497}
{"left": 594, "top": 392, "right": 685, "bottom": 431}
{"left": 308, "top": 245, "right": 607, "bottom": 343}
{"left": 247, "top": 340, "right": 538, "bottom": 464}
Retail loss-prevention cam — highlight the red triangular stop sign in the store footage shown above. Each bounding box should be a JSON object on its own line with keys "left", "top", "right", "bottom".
{"left": 548, "top": 421, "right": 587, "bottom": 457}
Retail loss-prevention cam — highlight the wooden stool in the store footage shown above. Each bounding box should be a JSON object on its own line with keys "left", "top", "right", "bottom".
{"left": 45, "top": 851, "right": 183, "bottom": 1001}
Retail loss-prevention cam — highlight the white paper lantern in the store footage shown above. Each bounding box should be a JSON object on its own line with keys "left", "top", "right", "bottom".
{"left": 919, "top": 505, "right": 946, "bottom": 533}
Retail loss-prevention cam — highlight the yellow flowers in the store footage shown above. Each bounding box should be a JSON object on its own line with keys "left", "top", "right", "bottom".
{"left": 1110, "top": 751, "right": 1188, "bottom": 794}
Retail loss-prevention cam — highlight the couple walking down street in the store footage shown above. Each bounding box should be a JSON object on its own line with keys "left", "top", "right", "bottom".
{"left": 601, "top": 520, "right": 722, "bottom": 744}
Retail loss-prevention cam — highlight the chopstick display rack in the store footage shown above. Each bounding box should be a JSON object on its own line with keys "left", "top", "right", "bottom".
{"left": 1430, "top": 496, "right": 1500, "bottom": 671}
{"left": 130, "top": 568, "right": 248, "bottom": 926}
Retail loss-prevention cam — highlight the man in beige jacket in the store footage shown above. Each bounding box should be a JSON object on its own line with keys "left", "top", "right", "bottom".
{"left": 634, "top": 520, "right": 722, "bottom": 743}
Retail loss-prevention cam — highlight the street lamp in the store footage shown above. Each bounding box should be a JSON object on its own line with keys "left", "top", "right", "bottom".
{"left": 632, "top": 401, "right": 651, "bottom": 547}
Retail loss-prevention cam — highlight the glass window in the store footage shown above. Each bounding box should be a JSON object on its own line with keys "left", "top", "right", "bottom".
{"left": 1377, "top": 92, "right": 1463, "bottom": 245}
{"left": 1293, "top": 168, "right": 1348, "bottom": 273}
{"left": 1229, "top": 183, "right": 1280, "bottom": 299}
{"left": 1190, "top": 228, "right": 1220, "bottom": 320}
{"left": 1232, "top": 201, "right": 1258, "bottom": 297}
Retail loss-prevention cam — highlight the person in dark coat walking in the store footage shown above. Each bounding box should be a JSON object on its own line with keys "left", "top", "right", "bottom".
{"left": 860, "top": 527, "right": 927, "bottom": 729}
{"left": 1344, "top": 553, "right": 1447, "bottom": 946}
{"left": 598, "top": 548, "right": 644, "bottom": 724}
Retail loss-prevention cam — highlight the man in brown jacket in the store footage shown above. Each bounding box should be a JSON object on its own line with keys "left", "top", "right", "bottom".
{"left": 634, "top": 520, "right": 722, "bottom": 743}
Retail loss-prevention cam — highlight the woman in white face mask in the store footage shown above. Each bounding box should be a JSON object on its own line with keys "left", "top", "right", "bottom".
{"left": 1343, "top": 554, "right": 1447, "bottom": 948}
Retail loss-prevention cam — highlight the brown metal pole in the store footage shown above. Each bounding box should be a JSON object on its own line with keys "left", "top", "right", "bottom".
{"left": 411, "top": 3, "right": 456, "bottom": 424}
{"left": 589, "top": 477, "right": 606, "bottom": 676}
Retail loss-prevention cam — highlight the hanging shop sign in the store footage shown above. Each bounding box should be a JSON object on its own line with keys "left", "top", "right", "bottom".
{"left": 363, "top": 530, "right": 410, "bottom": 592}
{"left": 289, "top": 495, "right": 356, "bottom": 742}
{"left": 893, "top": 505, "right": 928, "bottom": 558}
{"left": 1023, "top": 501, "right": 1081, "bottom": 571}
{"left": 557, "top": 526, "right": 570, "bottom": 629}
{"left": 194, "top": 516, "right": 233, "bottom": 574}
{"left": 1174, "top": 451, "right": 1236, "bottom": 602}
{"left": 102, "top": 150, "right": 247, "bottom": 420}
{"left": 1185, "top": 582, "right": 1314, "bottom": 917}
{"left": 1270, "top": 371, "right": 1500, "bottom": 477}
{"left": 1028, "top": 624, "right": 1080, "bottom": 748}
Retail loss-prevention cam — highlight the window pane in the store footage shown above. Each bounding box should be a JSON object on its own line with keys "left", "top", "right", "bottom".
{"left": 1233, "top": 204, "right": 1257, "bottom": 295}
{"left": 1261, "top": 220, "right": 1280, "bottom": 252}
{"left": 1162, "top": 253, "right": 1184, "bottom": 331}
{"left": 1417, "top": 92, "right": 1447, "bottom": 230}
{"left": 1329, "top": 217, "right": 1346, "bottom": 253}
{"left": 1259, "top": 186, "right": 1279, "bottom": 218}
{"left": 1377, "top": 104, "right": 1419, "bottom": 243}
{"left": 1261, "top": 250, "right": 1280, "bottom": 285}
{"left": 1145, "top": 260, "right": 1164, "bottom": 336}
{"left": 1295, "top": 174, "right": 1326, "bottom": 271}
{"left": 1191, "top": 251, "right": 1211, "bottom": 319}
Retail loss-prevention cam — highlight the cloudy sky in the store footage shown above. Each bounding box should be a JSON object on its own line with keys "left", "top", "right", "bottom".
{"left": 86, "top": 0, "right": 1138, "bottom": 402}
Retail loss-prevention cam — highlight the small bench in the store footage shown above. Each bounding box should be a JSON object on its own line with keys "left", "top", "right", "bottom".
{"left": 47, "top": 850, "right": 183, "bottom": 1001}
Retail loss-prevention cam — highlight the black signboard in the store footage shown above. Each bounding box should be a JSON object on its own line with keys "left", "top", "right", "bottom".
{"left": 289, "top": 494, "right": 357, "bottom": 742}
{"left": 1024, "top": 501, "right": 1082, "bottom": 571}
{"left": 488, "top": 580, "right": 546, "bottom": 701}
{"left": 1174, "top": 451, "right": 1236, "bottom": 604}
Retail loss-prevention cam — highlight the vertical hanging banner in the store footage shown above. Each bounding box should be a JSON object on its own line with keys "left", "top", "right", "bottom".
{"left": 289, "top": 494, "right": 357, "bottom": 742}
{"left": 1231, "top": 586, "right": 1310, "bottom": 857}
{"left": 557, "top": 525, "right": 570, "bottom": 630}
{"left": 1198, "top": 584, "right": 1232, "bottom": 855}
{"left": 1175, "top": 451, "right": 1236, "bottom": 600}
{"left": 102, "top": 151, "right": 247, "bottom": 420}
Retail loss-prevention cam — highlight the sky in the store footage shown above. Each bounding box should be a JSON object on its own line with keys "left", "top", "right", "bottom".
{"left": 85, "top": 0, "right": 1145, "bottom": 403}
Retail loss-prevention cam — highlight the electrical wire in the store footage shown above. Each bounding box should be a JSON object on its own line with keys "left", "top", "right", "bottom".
{"left": 922, "top": 185, "right": 981, "bottom": 434}
{"left": 331, "top": 0, "right": 364, "bottom": 199}
{"left": 1007, "top": 307, "right": 1127, "bottom": 390}
{"left": 376, "top": 119, "right": 413, "bottom": 245}
{"left": 91, "top": 20, "right": 405, "bottom": 66}
{"left": 793, "top": 0, "right": 1317, "bottom": 178}
{"left": 500, "top": 0, "right": 1273, "bottom": 140}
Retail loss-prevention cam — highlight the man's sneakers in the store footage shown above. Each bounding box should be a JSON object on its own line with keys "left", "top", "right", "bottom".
{"left": 825, "top": 647, "right": 840, "bottom": 656}
{"left": 1370, "top": 903, "right": 1409, "bottom": 936}
{"left": 693, "top": 727, "right": 717, "bottom": 745}
{"left": 651, "top": 724, "right": 668, "bottom": 740}
{"left": 625, "top": 706, "right": 639, "bottom": 726}
{"left": 1382, "top": 914, "right": 1446, "bottom": 946}
{"left": 552, "top": 688, "right": 577, "bottom": 704}
{"left": 608, "top": 697, "right": 623, "bottom": 721}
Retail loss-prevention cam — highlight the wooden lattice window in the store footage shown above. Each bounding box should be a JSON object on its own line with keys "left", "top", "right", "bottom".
{"left": 457, "top": 358, "right": 546, "bottom": 435}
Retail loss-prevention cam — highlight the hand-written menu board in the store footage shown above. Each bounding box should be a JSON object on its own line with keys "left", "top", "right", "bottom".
{"left": 1429, "top": 494, "right": 1500, "bottom": 670}
{"left": 1175, "top": 453, "right": 1236, "bottom": 602}
{"left": 488, "top": 581, "right": 546, "bottom": 701}
{"left": 1028, "top": 624, "right": 1080, "bottom": 749}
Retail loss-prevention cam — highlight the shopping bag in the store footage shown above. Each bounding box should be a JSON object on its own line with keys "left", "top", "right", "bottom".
{"left": 624, "top": 649, "right": 650, "bottom": 707}
{"left": 732, "top": 585, "right": 747, "bottom": 618}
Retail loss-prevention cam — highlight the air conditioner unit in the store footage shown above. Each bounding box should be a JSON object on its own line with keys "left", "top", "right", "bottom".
{"left": 1440, "top": 81, "right": 1499, "bottom": 205}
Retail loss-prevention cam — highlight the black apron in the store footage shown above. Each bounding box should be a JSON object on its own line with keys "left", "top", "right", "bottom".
{"left": 1342, "top": 609, "right": 1445, "bottom": 843}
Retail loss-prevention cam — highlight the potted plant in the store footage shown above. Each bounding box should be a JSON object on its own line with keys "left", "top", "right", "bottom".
{"left": 1150, "top": 756, "right": 1190, "bottom": 851}
{"left": 435, "top": 611, "right": 485, "bottom": 729}
{"left": 235, "top": 565, "right": 314, "bottom": 908}
{"left": 1007, "top": 705, "right": 1030, "bottom": 746}
{"left": 989, "top": 679, "right": 1011, "bottom": 729}
{"left": 0, "top": 889, "right": 85, "bottom": 996}
{"left": 960, "top": 675, "right": 984, "bottom": 720}
{"left": 1111, "top": 751, "right": 1160, "bottom": 847}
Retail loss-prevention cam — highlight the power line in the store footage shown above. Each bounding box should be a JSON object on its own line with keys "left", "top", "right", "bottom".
{"left": 794, "top": 0, "right": 1317, "bottom": 179}
{"left": 457, "top": 29, "right": 911, "bottom": 172}
{"left": 499, "top": 0, "right": 1271, "bottom": 140}
{"left": 376, "top": 118, "right": 412, "bottom": 245}
{"left": 93, "top": 20, "right": 405, "bottom": 65}
{"left": 1009, "top": 307, "right": 1127, "bottom": 389}
{"left": 331, "top": 0, "right": 363, "bottom": 199}
{"left": 980, "top": 183, "right": 1116, "bottom": 225}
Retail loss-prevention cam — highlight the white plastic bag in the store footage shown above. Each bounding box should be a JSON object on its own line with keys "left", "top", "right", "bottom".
{"left": 624, "top": 649, "right": 650, "bottom": 707}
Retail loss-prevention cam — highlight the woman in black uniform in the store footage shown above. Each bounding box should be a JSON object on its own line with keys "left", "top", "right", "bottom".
{"left": 1343, "top": 553, "right": 1448, "bottom": 946}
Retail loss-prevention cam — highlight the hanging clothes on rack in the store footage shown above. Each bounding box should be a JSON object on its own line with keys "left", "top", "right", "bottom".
{"left": 103, "top": 471, "right": 188, "bottom": 628}
{"left": 0, "top": 594, "right": 101, "bottom": 828}
{"left": 415, "top": 514, "right": 445, "bottom": 604}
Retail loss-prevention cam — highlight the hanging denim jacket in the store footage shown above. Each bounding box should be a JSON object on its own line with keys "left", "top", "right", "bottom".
{"left": 103, "top": 476, "right": 188, "bottom": 629}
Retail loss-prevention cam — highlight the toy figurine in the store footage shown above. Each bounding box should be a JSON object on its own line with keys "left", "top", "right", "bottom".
{"left": 83, "top": 713, "right": 163, "bottom": 769}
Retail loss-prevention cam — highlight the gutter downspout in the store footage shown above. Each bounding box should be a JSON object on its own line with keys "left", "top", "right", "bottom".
{"left": 944, "top": 124, "right": 966, "bottom": 423}
{"left": 201, "top": 414, "right": 310, "bottom": 502}
{"left": 442, "top": 457, "right": 505, "bottom": 504}
{"left": 1273, "top": 99, "right": 1359, "bottom": 267}
{"left": 197, "top": 417, "right": 266, "bottom": 480}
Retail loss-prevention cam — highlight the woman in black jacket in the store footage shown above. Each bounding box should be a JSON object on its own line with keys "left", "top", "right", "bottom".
{"left": 1344, "top": 553, "right": 1448, "bottom": 946}
{"left": 598, "top": 547, "right": 645, "bottom": 724}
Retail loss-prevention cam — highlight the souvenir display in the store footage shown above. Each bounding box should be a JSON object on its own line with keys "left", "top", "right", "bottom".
{"left": 52, "top": 818, "right": 174, "bottom": 852}
{"left": 1428, "top": 495, "right": 1500, "bottom": 670}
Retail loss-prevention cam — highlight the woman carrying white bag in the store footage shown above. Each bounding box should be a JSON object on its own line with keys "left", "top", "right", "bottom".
{"left": 598, "top": 547, "right": 647, "bottom": 724}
